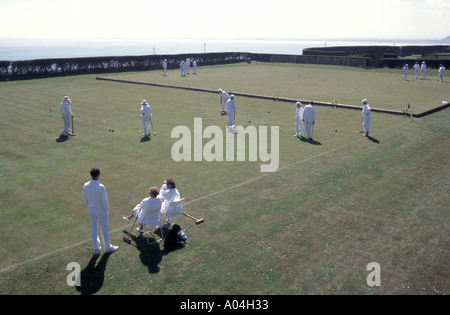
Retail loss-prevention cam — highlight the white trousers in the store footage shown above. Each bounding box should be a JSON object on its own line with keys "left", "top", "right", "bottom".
{"left": 132, "top": 207, "right": 145, "bottom": 224}
{"left": 304, "top": 120, "right": 313, "bottom": 139}
{"left": 363, "top": 118, "right": 370, "bottom": 134}
{"left": 61, "top": 115, "right": 71, "bottom": 136}
{"left": 89, "top": 208, "right": 111, "bottom": 252}
{"left": 295, "top": 119, "right": 303, "bottom": 136}
{"left": 226, "top": 110, "right": 235, "bottom": 127}
{"left": 142, "top": 116, "right": 151, "bottom": 136}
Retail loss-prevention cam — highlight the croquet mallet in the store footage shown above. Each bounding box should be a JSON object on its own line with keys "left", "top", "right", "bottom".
{"left": 359, "top": 117, "right": 364, "bottom": 133}
{"left": 150, "top": 118, "right": 156, "bottom": 136}
{"left": 183, "top": 212, "right": 205, "bottom": 225}
{"left": 123, "top": 209, "right": 141, "bottom": 244}
{"left": 71, "top": 116, "right": 76, "bottom": 136}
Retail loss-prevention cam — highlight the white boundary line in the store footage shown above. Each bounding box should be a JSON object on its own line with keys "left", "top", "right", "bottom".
{"left": 0, "top": 120, "right": 411, "bottom": 274}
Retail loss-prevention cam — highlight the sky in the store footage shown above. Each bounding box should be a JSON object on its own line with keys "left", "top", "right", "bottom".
{"left": 0, "top": 0, "right": 449, "bottom": 41}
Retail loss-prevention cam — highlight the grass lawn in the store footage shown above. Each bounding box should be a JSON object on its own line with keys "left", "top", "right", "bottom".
{"left": 117, "top": 62, "right": 449, "bottom": 114}
{"left": 0, "top": 62, "right": 448, "bottom": 295}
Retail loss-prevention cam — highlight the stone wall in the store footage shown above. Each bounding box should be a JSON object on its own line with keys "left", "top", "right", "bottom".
{"left": 0, "top": 52, "right": 249, "bottom": 81}
{"left": 2, "top": 45, "right": 449, "bottom": 81}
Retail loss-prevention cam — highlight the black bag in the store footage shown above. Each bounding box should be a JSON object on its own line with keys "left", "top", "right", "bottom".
{"left": 164, "top": 224, "right": 186, "bottom": 250}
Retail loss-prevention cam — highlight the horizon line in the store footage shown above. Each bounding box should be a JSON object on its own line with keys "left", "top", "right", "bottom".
{"left": 1, "top": 36, "right": 449, "bottom": 43}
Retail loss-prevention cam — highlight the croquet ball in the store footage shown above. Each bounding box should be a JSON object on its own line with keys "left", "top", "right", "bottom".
{"left": 112, "top": 130, "right": 114, "bottom": 132}
{"left": 335, "top": 129, "right": 338, "bottom": 132}
{"left": 268, "top": 111, "right": 270, "bottom": 113}
{"left": 178, "top": 231, "right": 187, "bottom": 240}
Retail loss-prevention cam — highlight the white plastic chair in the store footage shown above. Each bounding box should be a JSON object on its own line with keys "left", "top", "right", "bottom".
{"left": 140, "top": 206, "right": 164, "bottom": 245}
{"left": 165, "top": 198, "right": 187, "bottom": 231}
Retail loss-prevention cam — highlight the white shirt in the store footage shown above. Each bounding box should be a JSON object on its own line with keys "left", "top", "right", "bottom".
{"left": 439, "top": 66, "right": 445, "bottom": 74}
{"left": 140, "top": 104, "right": 152, "bottom": 118}
{"left": 220, "top": 91, "right": 230, "bottom": 103}
{"left": 303, "top": 105, "right": 316, "bottom": 122}
{"left": 60, "top": 100, "right": 72, "bottom": 116}
{"left": 296, "top": 106, "right": 304, "bottom": 121}
{"left": 362, "top": 104, "right": 371, "bottom": 120}
{"left": 226, "top": 99, "right": 236, "bottom": 112}
{"left": 133, "top": 197, "right": 162, "bottom": 226}
{"left": 160, "top": 184, "right": 180, "bottom": 215}
{"left": 82, "top": 180, "right": 109, "bottom": 212}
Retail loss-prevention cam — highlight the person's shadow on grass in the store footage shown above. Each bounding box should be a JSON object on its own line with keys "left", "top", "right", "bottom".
{"left": 75, "top": 252, "right": 111, "bottom": 295}
{"left": 367, "top": 135, "right": 380, "bottom": 144}
{"left": 56, "top": 135, "right": 71, "bottom": 143}
{"left": 124, "top": 230, "right": 168, "bottom": 274}
{"left": 140, "top": 135, "right": 151, "bottom": 143}
{"left": 297, "top": 136, "right": 322, "bottom": 145}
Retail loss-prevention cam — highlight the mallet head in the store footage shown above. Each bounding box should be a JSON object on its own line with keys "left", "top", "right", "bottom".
{"left": 195, "top": 218, "right": 205, "bottom": 225}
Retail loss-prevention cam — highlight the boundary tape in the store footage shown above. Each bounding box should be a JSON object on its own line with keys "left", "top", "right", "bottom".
{"left": 96, "top": 77, "right": 449, "bottom": 117}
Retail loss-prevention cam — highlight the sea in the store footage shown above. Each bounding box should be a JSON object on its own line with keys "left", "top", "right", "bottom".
{"left": 0, "top": 38, "right": 445, "bottom": 61}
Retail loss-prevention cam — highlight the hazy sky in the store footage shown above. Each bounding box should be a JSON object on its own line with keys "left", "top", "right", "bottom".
{"left": 0, "top": 0, "right": 449, "bottom": 40}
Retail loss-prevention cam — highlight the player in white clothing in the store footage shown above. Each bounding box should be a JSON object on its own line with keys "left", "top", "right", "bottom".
{"left": 439, "top": 64, "right": 445, "bottom": 82}
{"left": 59, "top": 96, "right": 73, "bottom": 137}
{"left": 180, "top": 60, "right": 185, "bottom": 76}
{"left": 420, "top": 62, "right": 427, "bottom": 79}
{"left": 218, "top": 89, "right": 230, "bottom": 113}
{"left": 83, "top": 168, "right": 118, "bottom": 255}
{"left": 193, "top": 60, "right": 197, "bottom": 74}
{"left": 362, "top": 99, "right": 371, "bottom": 137}
{"left": 226, "top": 94, "right": 236, "bottom": 130}
{"left": 160, "top": 178, "right": 181, "bottom": 225}
{"left": 162, "top": 59, "right": 167, "bottom": 76}
{"left": 122, "top": 186, "right": 162, "bottom": 232}
{"left": 140, "top": 100, "right": 152, "bottom": 137}
{"left": 295, "top": 102, "right": 304, "bottom": 137}
{"left": 413, "top": 62, "right": 420, "bottom": 80}
{"left": 185, "top": 58, "right": 190, "bottom": 75}
{"left": 402, "top": 64, "right": 409, "bottom": 81}
{"left": 303, "top": 102, "right": 316, "bottom": 141}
